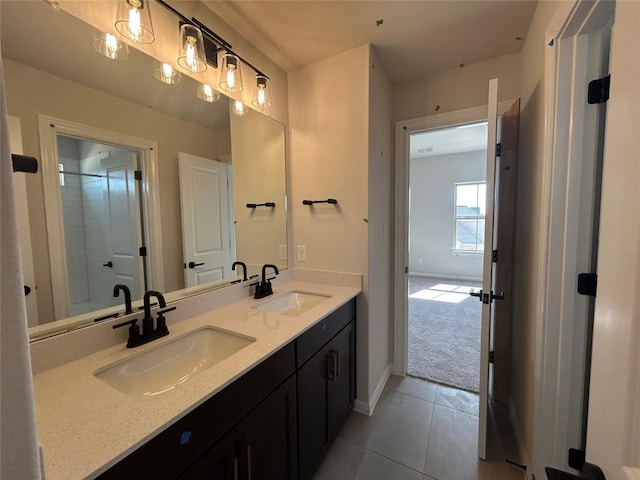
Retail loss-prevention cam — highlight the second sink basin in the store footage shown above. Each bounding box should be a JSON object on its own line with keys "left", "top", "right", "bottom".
{"left": 94, "top": 327, "right": 255, "bottom": 399}
{"left": 253, "top": 291, "right": 331, "bottom": 316}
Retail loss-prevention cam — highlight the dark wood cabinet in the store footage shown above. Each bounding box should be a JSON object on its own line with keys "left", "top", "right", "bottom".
{"left": 180, "top": 376, "right": 297, "bottom": 480}
{"left": 97, "top": 298, "right": 356, "bottom": 480}
{"left": 297, "top": 301, "right": 356, "bottom": 480}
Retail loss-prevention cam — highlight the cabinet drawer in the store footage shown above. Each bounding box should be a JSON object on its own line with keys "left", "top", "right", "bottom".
{"left": 296, "top": 300, "right": 355, "bottom": 367}
{"left": 98, "top": 342, "right": 295, "bottom": 480}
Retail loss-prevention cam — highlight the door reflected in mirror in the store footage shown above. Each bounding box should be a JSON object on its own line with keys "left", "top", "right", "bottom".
{"left": 1, "top": 1, "right": 288, "bottom": 338}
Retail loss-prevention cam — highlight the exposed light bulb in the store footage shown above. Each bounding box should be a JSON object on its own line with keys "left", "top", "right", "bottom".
{"left": 197, "top": 83, "right": 221, "bottom": 103}
{"left": 128, "top": 7, "right": 142, "bottom": 41}
{"left": 105, "top": 33, "right": 119, "bottom": 59}
{"left": 226, "top": 69, "right": 236, "bottom": 90}
{"left": 185, "top": 36, "right": 197, "bottom": 70}
{"left": 257, "top": 88, "right": 266, "bottom": 108}
{"left": 251, "top": 75, "right": 272, "bottom": 110}
{"left": 231, "top": 100, "right": 247, "bottom": 116}
{"left": 153, "top": 62, "right": 181, "bottom": 85}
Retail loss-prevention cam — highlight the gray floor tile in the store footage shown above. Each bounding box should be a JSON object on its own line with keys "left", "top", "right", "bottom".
{"left": 313, "top": 437, "right": 366, "bottom": 480}
{"left": 434, "top": 384, "right": 480, "bottom": 416}
{"left": 367, "top": 391, "right": 434, "bottom": 472}
{"left": 392, "top": 375, "right": 438, "bottom": 403}
{"left": 354, "top": 451, "right": 423, "bottom": 480}
{"left": 424, "top": 404, "right": 522, "bottom": 480}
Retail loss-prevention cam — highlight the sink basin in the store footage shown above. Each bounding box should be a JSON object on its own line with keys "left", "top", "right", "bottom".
{"left": 253, "top": 291, "right": 331, "bottom": 317}
{"left": 94, "top": 327, "right": 255, "bottom": 399}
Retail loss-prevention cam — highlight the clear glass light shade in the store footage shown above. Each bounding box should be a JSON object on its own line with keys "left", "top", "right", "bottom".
{"left": 177, "top": 24, "right": 207, "bottom": 73}
{"left": 230, "top": 100, "right": 247, "bottom": 116}
{"left": 219, "top": 53, "right": 243, "bottom": 93}
{"left": 115, "top": 0, "right": 155, "bottom": 44}
{"left": 153, "top": 62, "right": 182, "bottom": 85}
{"left": 251, "top": 75, "right": 272, "bottom": 109}
{"left": 93, "top": 32, "right": 129, "bottom": 60}
{"left": 197, "top": 83, "right": 221, "bottom": 103}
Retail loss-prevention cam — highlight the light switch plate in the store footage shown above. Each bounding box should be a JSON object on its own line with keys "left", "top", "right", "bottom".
{"left": 297, "top": 245, "right": 306, "bottom": 262}
{"left": 279, "top": 244, "right": 287, "bottom": 260}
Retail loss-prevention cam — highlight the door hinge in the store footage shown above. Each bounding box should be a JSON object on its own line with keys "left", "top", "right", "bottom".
{"left": 496, "top": 142, "right": 502, "bottom": 157}
{"left": 139, "top": 246, "right": 147, "bottom": 257}
{"left": 134, "top": 170, "right": 142, "bottom": 181}
{"left": 577, "top": 273, "right": 597, "bottom": 297}
{"left": 587, "top": 74, "right": 610, "bottom": 104}
{"left": 489, "top": 351, "right": 495, "bottom": 363}
{"left": 492, "top": 249, "right": 498, "bottom": 262}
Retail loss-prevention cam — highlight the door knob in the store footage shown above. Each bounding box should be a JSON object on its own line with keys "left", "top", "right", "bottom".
{"left": 188, "top": 261, "right": 205, "bottom": 269}
{"left": 469, "top": 289, "right": 482, "bottom": 301}
{"left": 491, "top": 291, "right": 505, "bottom": 301}
{"left": 102, "top": 261, "right": 113, "bottom": 268}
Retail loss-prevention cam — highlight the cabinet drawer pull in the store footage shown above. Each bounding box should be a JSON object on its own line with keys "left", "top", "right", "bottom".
{"left": 335, "top": 351, "right": 341, "bottom": 377}
{"left": 326, "top": 353, "right": 335, "bottom": 382}
{"left": 246, "top": 444, "right": 252, "bottom": 480}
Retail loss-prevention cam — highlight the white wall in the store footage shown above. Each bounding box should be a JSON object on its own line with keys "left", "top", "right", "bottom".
{"left": 409, "top": 150, "right": 485, "bottom": 280}
{"left": 393, "top": 52, "right": 521, "bottom": 121}
{"left": 367, "top": 47, "right": 394, "bottom": 401}
{"left": 290, "top": 44, "right": 394, "bottom": 405}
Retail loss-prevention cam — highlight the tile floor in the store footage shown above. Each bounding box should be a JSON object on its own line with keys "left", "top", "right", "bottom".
{"left": 314, "top": 375, "right": 525, "bottom": 480}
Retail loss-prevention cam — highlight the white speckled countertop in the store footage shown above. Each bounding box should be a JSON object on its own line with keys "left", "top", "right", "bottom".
{"left": 32, "top": 281, "right": 360, "bottom": 480}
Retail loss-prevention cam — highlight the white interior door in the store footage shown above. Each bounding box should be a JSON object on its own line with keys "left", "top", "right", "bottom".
{"left": 477, "top": 77, "right": 499, "bottom": 460}
{"left": 8, "top": 115, "right": 39, "bottom": 326}
{"left": 101, "top": 152, "right": 143, "bottom": 303}
{"left": 178, "top": 152, "right": 232, "bottom": 287}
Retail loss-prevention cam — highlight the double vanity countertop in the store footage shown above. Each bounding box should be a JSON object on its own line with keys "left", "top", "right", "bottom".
{"left": 32, "top": 281, "right": 360, "bottom": 480}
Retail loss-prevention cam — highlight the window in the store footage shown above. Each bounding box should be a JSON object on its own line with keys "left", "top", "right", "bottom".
{"left": 454, "top": 182, "right": 486, "bottom": 252}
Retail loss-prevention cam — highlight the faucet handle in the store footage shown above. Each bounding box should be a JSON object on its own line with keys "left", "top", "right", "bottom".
{"left": 155, "top": 307, "right": 176, "bottom": 334}
{"left": 112, "top": 319, "right": 141, "bottom": 348}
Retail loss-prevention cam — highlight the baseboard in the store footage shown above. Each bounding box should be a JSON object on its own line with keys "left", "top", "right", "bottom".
{"left": 408, "top": 272, "right": 483, "bottom": 283}
{"left": 508, "top": 399, "right": 531, "bottom": 479}
{"left": 353, "top": 364, "right": 391, "bottom": 416}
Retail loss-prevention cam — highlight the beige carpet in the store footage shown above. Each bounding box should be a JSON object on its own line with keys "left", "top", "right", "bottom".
{"left": 407, "top": 276, "right": 482, "bottom": 392}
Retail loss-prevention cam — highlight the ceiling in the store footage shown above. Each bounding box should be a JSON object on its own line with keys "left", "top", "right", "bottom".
{"left": 410, "top": 122, "right": 488, "bottom": 159}
{"left": 205, "top": 0, "right": 537, "bottom": 83}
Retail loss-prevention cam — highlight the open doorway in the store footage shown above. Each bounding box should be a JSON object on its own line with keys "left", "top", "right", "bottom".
{"left": 407, "top": 122, "right": 487, "bottom": 393}
{"left": 56, "top": 135, "right": 146, "bottom": 317}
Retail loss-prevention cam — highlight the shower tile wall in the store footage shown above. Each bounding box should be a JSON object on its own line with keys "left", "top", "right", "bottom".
{"left": 60, "top": 157, "right": 89, "bottom": 304}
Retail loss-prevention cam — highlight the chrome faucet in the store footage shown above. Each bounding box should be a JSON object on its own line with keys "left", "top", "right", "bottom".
{"left": 254, "top": 264, "right": 279, "bottom": 299}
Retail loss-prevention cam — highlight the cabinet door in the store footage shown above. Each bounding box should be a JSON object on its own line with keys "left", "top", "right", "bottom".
{"left": 327, "top": 321, "right": 356, "bottom": 441}
{"left": 235, "top": 376, "right": 297, "bottom": 480}
{"left": 297, "top": 344, "right": 332, "bottom": 480}
{"left": 177, "top": 430, "right": 236, "bottom": 480}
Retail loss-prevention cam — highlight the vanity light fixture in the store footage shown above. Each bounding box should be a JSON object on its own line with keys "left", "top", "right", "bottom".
{"left": 230, "top": 100, "right": 247, "bottom": 117}
{"left": 115, "top": 0, "right": 155, "bottom": 44}
{"left": 219, "top": 53, "right": 243, "bottom": 93}
{"left": 93, "top": 32, "right": 129, "bottom": 60}
{"left": 153, "top": 62, "right": 181, "bottom": 85}
{"left": 177, "top": 23, "right": 207, "bottom": 73}
{"left": 197, "top": 83, "right": 221, "bottom": 103}
{"left": 252, "top": 75, "right": 272, "bottom": 110}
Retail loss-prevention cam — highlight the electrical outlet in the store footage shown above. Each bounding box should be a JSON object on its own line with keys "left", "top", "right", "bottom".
{"left": 278, "top": 244, "right": 287, "bottom": 260}
{"left": 297, "top": 245, "right": 307, "bottom": 262}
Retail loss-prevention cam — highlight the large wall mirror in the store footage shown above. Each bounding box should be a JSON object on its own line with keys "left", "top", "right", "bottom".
{"left": 1, "top": 1, "right": 287, "bottom": 339}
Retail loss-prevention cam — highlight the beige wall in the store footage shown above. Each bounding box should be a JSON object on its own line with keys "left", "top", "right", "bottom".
{"left": 367, "top": 47, "right": 394, "bottom": 399}
{"left": 393, "top": 52, "right": 521, "bottom": 122}
{"left": 289, "top": 45, "right": 372, "bottom": 401}
{"left": 230, "top": 109, "right": 287, "bottom": 277}
{"left": 5, "top": 59, "right": 230, "bottom": 322}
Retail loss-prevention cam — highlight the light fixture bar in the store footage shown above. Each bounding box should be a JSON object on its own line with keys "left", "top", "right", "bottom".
{"left": 155, "top": 0, "right": 269, "bottom": 79}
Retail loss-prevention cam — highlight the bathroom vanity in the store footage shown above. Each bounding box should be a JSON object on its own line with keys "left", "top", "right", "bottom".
{"left": 31, "top": 280, "right": 359, "bottom": 479}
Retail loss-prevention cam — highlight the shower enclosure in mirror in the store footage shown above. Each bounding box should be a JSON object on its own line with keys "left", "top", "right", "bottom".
{"left": 1, "top": 1, "right": 288, "bottom": 338}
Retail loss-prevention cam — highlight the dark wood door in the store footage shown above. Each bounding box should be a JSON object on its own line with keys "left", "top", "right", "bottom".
{"left": 327, "top": 322, "right": 355, "bottom": 440}
{"left": 177, "top": 430, "right": 236, "bottom": 480}
{"left": 297, "top": 344, "right": 332, "bottom": 480}
{"left": 235, "top": 376, "right": 298, "bottom": 480}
